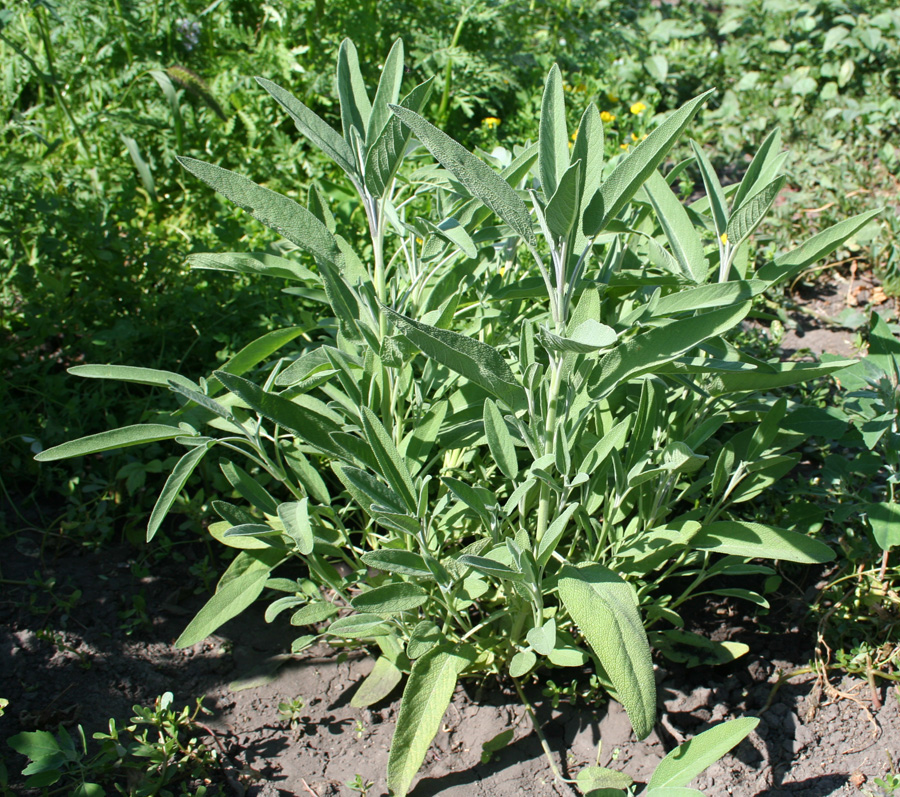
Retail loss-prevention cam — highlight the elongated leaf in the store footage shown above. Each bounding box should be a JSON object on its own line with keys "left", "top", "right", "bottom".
{"left": 536, "top": 503, "right": 579, "bottom": 566}
{"left": 706, "top": 359, "right": 853, "bottom": 394}
{"left": 147, "top": 443, "right": 210, "bottom": 542}
{"left": 689, "top": 140, "right": 728, "bottom": 239}
{"left": 648, "top": 718, "right": 759, "bottom": 789}
{"left": 337, "top": 38, "right": 371, "bottom": 140}
{"left": 351, "top": 655, "right": 403, "bottom": 708}
{"left": 457, "top": 554, "right": 524, "bottom": 582}
{"left": 756, "top": 209, "right": 882, "bottom": 286}
{"left": 291, "top": 601, "right": 339, "bottom": 625}
{"left": 484, "top": 399, "right": 518, "bottom": 479}
{"left": 34, "top": 424, "right": 181, "bottom": 462}
{"left": 584, "top": 90, "right": 714, "bottom": 235}
{"left": 328, "top": 613, "right": 393, "bottom": 638}
{"left": 558, "top": 564, "right": 655, "bottom": 739}
{"left": 690, "top": 521, "right": 833, "bottom": 563}
{"left": 365, "top": 77, "right": 434, "bottom": 197}
{"left": 389, "top": 105, "right": 537, "bottom": 248}
{"left": 177, "top": 157, "right": 342, "bottom": 268}
{"left": 643, "top": 170, "right": 706, "bottom": 283}
{"left": 220, "top": 459, "right": 279, "bottom": 514}
{"left": 539, "top": 319, "right": 617, "bottom": 353}
{"left": 336, "top": 464, "right": 407, "bottom": 515}
{"left": 68, "top": 365, "right": 198, "bottom": 392}
{"left": 731, "top": 128, "right": 782, "bottom": 212}
{"left": 176, "top": 568, "right": 270, "bottom": 647}
{"left": 539, "top": 64, "right": 569, "bottom": 199}
{"left": 576, "top": 766, "right": 632, "bottom": 792}
{"left": 362, "top": 549, "right": 431, "bottom": 577}
{"left": 361, "top": 406, "right": 417, "bottom": 512}
{"left": 255, "top": 77, "right": 358, "bottom": 179}
{"left": 366, "top": 39, "right": 404, "bottom": 146}
{"left": 654, "top": 280, "right": 765, "bottom": 317}
{"left": 215, "top": 372, "right": 344, "bottom": 458}
{"left": 725, "top": 176, "right": 785, "bottom": 249}
{"left": 351, "top": 583, "right": 429, "bottom": 613}
{"left": 209, "top": 327, "right": 307, "bottom": 393}
{"left": 400, "top": 400, "right": 447, "bottom": 466}
{"left": 570, "top": 103, "right": 604, "bottom": 214}
{"left": 589, "top": 303, "right": 751, "bottom": 400}
{"left": 545, "top": 159, "right": 582, "bottom": 239}
{"left": 387, "top": 644, "right": 476, "bottom": 797}
{"left": 187, "top": 251, "right": 317, "bottom": 282}
{"left": 645, "top": 788, "right": 706, "bottom": 797}
{"left": 277, "top": 499, "right": 314, "bottom": 555}
{"left": 382, "top": 304, "right": 526, "bottom": 411}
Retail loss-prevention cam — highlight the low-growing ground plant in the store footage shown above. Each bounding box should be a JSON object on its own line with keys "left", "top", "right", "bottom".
{"left": 35, "top": 39, "right": 881, "bottom": 795}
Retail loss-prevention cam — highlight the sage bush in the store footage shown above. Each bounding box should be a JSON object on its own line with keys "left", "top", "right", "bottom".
{"left": 37, "top": 39, "right": 881, "bottom": 795}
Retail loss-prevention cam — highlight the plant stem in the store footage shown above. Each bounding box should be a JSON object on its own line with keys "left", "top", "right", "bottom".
{"left": 536, "top": 357, "right": 564, "bottom": 545}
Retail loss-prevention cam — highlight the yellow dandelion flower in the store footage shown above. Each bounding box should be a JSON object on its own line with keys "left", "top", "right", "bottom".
{"left": 571, "top": 130, "right": 578, "bottom": 142}
{"left": 630, "top": 101, "right": 647, "bottom": 115}
{"left": 620, "top": 142, "right": 630, "bottom": 150}
{"left": 483, "top": 117, "right": 501, "bottom": 129}
{"left": 499, "top": 265, "right": 507, "bottom": 278}
{"left": 600, "top": 111, "right": 616, "bottom": 123}
{"left": 720, "top": 233, "right": 728, "bottom": 245}
{"left": 631, "top": 133, "right": 640, "bottom": 142}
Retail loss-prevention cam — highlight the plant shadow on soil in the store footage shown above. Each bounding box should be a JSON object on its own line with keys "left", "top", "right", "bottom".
{"left": 2, "top": 528, "right": 898, "bottom": 797}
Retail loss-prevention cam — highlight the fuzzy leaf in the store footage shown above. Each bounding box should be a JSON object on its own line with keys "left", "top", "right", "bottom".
{"left": 350, "top": 583, "right": 429, "bottom": 614}
{"left": 584, "top": 91, "right": 713, "bottom": 235}
{"left": 351, "top": 655, "right": 403, "bottom": 707}
{"left": 34, "top": 424, "right": 181, "bottom": 462}
{"left": 389, "top": 105, "right": 537, "bottom": 248}
{"left": 648, "top": 718, "right": 759, "bottom": 789}
{"left": 147, "top": 443, "right": 211, "bottom": 542}
{"left": 690, "top": 521, "right": 834, "bottom": 563}
{"left": 387, "top": 644, "right": 476, "bottom": 797}
{"left": 484, "top": 399, "right": 518, "bottom": 479}
{"left": 558, "top": 564, "right": 656, "bottom": 739}
{"left": 176, "top": 568, "right": 271, "bottom": 647}
{"left": 382, "top": 304, "right": 526, "bottom": 411}
{"left": 539, "top": 64, "right": 569, "bottom": 199}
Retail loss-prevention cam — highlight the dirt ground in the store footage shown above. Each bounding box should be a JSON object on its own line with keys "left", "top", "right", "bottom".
{"left": 3, "top": 272, "right": 899, "bottom": 797}
{"left": 2, "top": 531, "right": 898, "bottom": 797}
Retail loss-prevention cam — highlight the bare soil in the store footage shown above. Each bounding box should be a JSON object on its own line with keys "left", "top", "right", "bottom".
{"left": 3, "top": 272, "right": 898, "bottom": 797}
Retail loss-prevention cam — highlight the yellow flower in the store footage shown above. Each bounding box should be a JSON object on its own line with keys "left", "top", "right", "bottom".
{"left": 620, "top": 142, "right": 630, "bottom": 150}
{"left": 571, "top": 130, "right": 578, "bottom": 142}
{"left": 631, "top": 133, "right": 640, "bottom": 142}
{"left": 499, "top": 265, "right": 507, "bottom": 277}
{"left": 600, "top": 111, "right": 616, "bottom": 123}
{"left": 630, "top": 101, "right": 647, "bottom": 115}
{"left": 483, "top": 117, "right": 501, "bottom": 129}
{"left": 720, "top": 233, "right": 729, "bottom": 245}
{"left": 607, "top": 91, "right": 619, "bottom": 103}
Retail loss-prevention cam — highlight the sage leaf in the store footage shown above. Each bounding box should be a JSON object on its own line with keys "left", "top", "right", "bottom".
{"left": 483, "top": 399, "right": 518, "bottom": 479}
{"left": 175, "top": 568, "right": 270, "bottom": 648}
{"left": 725, "top": 176, "right": 786, "bottom": 249}
{"left": 34, "top": 424, "right": 182, "bottom": 462}
{"left": 387, "top": 644, "right": 476, "bottom": 797}
{"left": 362, "top": 549, "right": 432, "bottom": 578}
{"left": 337, "top": 38, "right": 371, "bottom": 140}
{"left": 328, "top": 614, "right": 393, "bottom": 638}
{"left": 350, "top": 655, "right": 403, "bottom": 708}
{"left": 642, "top": 170, "right": 706, "bottom": 284}
{"left": 584, "top": 90, "right": 714, "bottom": 235}
{"left": 350, "top": 583, "right": 429, "bottom": 614}
{"left": 277, "top": 499, "right": 314, "bottom": 555}
{"left": 177, "top": 157, "right": 342, "bottom": 268}
{"left": 187, "top": 251, "right": 317, "bottom": 283}
{"left": 690, "top": 521, "right": 834, "bottom": 563}
{"left": 558, "top": 563, "right": 656, "bottom": 739}
{"left": 648, "top": 718, "right": 759, "bottom": 789}
{"left": 381, "top": 304, "right": 526, "bottom": 411}
{"left": 539, "top": 64, "right": 569, "bottom": 199}
{"left": 256, "top": 77, "right": 358, "bottom": 179}
{"left": 361, "top": 406, "right": 417, "bottom": 513}
{"left": 147, "top": 443, "right": 211, "bottom": 542}
{"left": 68, "top": 364, "right": 198, "bottom": 392}
{"left": 389, "top": 104, "right": 537, "bottom": 248}
{"left": 366, "top": 39, "right": 403, "bottom": 147}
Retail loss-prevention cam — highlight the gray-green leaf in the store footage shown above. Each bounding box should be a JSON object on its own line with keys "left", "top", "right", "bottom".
{"left": 558, "top": 564, "right": 656, "bottom": 739}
